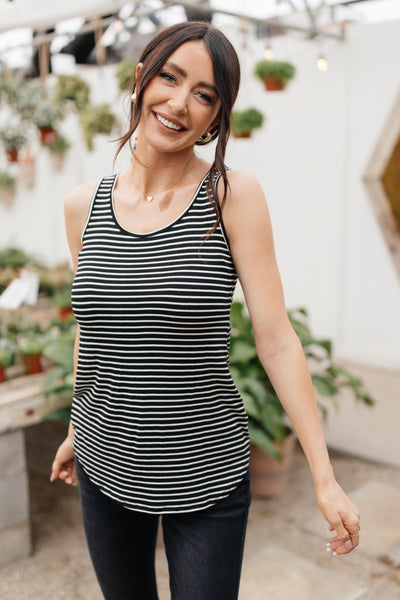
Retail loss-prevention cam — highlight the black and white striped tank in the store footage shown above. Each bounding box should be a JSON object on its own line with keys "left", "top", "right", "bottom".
{"left": 71, "top": 172, "right": 250, "bottom": 514}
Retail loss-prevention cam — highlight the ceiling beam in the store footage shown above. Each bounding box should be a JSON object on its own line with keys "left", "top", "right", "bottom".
{"left": 162, "top": 0, "right": 344, "bottom": 40}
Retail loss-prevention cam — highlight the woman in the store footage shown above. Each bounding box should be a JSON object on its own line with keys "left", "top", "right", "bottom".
{"left": 50, "top": 21, "right": 360, "bottom": 600}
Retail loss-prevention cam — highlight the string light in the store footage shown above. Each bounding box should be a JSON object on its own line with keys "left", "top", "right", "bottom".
{"left": 317, "top": 55, "right": 328, "bottom": 71}
{"left": 264, "top": 44, "right": 274, "bottom": 61}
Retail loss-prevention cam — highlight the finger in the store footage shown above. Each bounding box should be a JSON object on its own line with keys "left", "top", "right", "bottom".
{"left": 327, "top": 525, "right": 360, "bottom": 554}
{"left": 50, "top": 459, "right": 61, "bottom": 482}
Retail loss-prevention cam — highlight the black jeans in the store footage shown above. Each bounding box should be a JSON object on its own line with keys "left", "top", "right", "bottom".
{"left": 75, "top": 458, "right": 251, "bottom": 600}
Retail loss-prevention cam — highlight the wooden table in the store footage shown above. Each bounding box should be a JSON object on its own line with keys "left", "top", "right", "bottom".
{"left": 0, "top": 372, "right": 71, "bottom": 568}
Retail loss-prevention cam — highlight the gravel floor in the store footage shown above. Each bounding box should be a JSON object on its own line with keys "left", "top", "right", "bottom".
{"left": 0, "top": 421, "right": 399, "bottom": 599}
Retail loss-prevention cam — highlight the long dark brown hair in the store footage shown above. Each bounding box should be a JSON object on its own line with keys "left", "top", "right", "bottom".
{"left": 115, "top": 21, "right": 241, "bottom": 237}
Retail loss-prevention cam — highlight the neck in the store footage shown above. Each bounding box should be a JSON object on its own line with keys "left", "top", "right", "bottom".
{"left": 129, "top": 141, "right": 197, "bottom": 196}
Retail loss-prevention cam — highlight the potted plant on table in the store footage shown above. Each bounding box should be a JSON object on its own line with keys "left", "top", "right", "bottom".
{"left": 0, "top": 171, "right": 16, "bottom": 208}
{"left": 254, "top": 60, "right": 296, "bottom": 91}
{"left": 231, "top": 108, "right": 264, "bottom": 138}
{"left": 52, "top": 284, "right": 73, "bottom": 321}
{"left": 0, "top": 124, "right": 28, "bottom": 162}
{"left": 0, "top": 347, "right": 13, "bottom": 383}
{"left": 18, "top": 334, "right": 46, "bottom": 375}
{"left": 229, "top": 301, "right": 374, "bottom": 498}
{"left": 32, "top": 102, "right": 63, "bottom": 146}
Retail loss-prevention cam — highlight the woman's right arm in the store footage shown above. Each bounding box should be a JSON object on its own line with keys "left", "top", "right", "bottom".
{"left": 50, "top": 181, "right": 98, "bottom": 485}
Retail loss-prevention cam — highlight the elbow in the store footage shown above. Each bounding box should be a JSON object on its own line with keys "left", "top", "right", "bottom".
{"left": 254, "top": 326, "right": 301, "bottom": 362}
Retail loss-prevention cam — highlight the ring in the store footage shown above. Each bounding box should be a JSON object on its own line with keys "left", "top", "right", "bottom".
{"left": 337, "top": 527, "right": 360, "bottom": 541}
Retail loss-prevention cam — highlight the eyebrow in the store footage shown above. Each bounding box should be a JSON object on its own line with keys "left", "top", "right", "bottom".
{"left": 163, "top": 61, "right": 218, "bottom": 94}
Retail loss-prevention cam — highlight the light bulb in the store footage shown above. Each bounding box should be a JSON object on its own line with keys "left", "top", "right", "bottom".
{"left": 264, "top": 45, "right": 274, "bottom": 61}
{"left": 317, "top": 55, "right": 328, "bottom": 72}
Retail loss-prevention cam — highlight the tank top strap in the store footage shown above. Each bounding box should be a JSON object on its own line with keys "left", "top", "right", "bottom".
{"left": 81, "top": 175, "right": 117, "bottom": 244}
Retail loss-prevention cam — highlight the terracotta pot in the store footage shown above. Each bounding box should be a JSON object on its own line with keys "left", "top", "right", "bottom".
{"left": 0, "top": 189, "right": 16, "bottom": 209}
{"left": 22, "top": 353, "right": 43, "bottom": 375}
{"left": 232, "top": 131, "right": 251, "bottom": 138}
{"left": 0, "top": 366, "right": 5, "bottom": 383}
{"left": 263, "top": 76, "right": 286, "bottom": 91}
{"left": 49, "top": 152, "right": 65, "bottom": 172}
{"left": 249, "top": 431, "right": 296, "bottom": 498}
{"left": 39, "top": 128, "right": 58, "bottom": 146}
{"left": 18, "top": 161, "right": 36, "bottom": 189}
{"left": 6, "top": 148, "right": 19, "bottom": 163}
{"left": 58, "top": 306, "right": 73, "bottom": 321}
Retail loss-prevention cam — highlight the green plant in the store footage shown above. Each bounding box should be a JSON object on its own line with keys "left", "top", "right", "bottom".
{"left": 52, "top": 284, "right": 72, "bottom": 309}
{"left": 0, "top": 124, "right": 28, "bottom": 150}
{"left": 42, "top": 328, "right": 75, "bottom": 423}
{"left": 0, "top": 172, "right": 16, "bottom": 192}
{"left": 17, "top": 330, "right": 47, "bottom": 356}
{"left": 32, "top": 101, "right": 63, "bottom": 129}
{"left": 229, "top": 301, "right": 374, "bottom": 460}
{"left": 231, "top": 108, "right": 264, "bottom": 136}
{"left": 254, "top": 60, "right": 296, "bottom": 84}
{"left": 47, "top": 134, "right": 70, "bottom": 154}
{"left": 54, "top": 75, "right": 90, "bottom": 112}
{"left": 80, "top": 103, "right": 118, "bottom": 150}
{"left": 115, "top": 58, "right": 137, "bottom": 93}
{"left": 38, "top": 262, "right": 74, "bottom": 295}
{"left": 0, "top": 347, "right": 13, "bottom": 368}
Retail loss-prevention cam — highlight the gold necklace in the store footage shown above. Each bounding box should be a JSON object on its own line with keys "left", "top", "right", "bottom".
{"left": 132, "top": 155, "right": 195, "bottom": 203}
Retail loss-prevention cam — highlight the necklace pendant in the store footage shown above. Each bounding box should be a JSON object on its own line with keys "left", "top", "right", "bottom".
{"left": 146, "top": 195, "right": 153, "bottom": 203}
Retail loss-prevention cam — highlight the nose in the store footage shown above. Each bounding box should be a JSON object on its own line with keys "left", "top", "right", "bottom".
{"left": 167, "top": 86, "right": 189, "bottom": 114}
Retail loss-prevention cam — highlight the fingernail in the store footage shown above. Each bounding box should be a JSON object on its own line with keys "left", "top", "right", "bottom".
{"left": 326, "top": 547, "right": 331, "bottom": 552}
{"left": 332, "top": 551, "right": 337, "bottom": 556}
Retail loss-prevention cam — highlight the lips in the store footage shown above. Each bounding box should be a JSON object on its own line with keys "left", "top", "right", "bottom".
{"left": 153, "top": 111, "right": 187, "bottom": 132}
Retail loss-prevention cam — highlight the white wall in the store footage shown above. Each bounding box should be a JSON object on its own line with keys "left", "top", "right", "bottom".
{"left": 1, "top": 19, "right": 400, "bottom": 463}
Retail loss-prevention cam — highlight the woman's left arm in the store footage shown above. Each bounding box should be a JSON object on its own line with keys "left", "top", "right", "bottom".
{"left": 221, "top": 170, "right": 360, "bottom": 555}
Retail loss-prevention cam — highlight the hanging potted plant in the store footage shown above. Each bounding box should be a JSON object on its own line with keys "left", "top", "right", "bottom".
{"left": 254, "top": 60, "right": 296, "bottom": 91}
{"left": 54, "top": 75, "right": 90, "bottom": 113}
{"left": 115, "top": 58, "right": 138, "bottom": 93}
{"left": 80, "top": 103, "right": 118, "bottom": 151}
{"left": 0, "top": 171, "right": 16, "bottom": 208}
{"left": 229, "top": 301, "right": 374, "bottom": 498}
{"left": 231, "top": 108, "right": 264, "bottom": 138}
{"left": 18, "top": 334, "right": 46, "bottom": 375}
{"left": 0, "top": 347, "right": 13, "bottom": 383}
{"left": 47, "top": 134, "right": 70, "bottom": 171}
{"left": 32, "top": 102, "right": 62, "bottom": 146}
{"left": 0, "top": 124, "right": 28, "bottom": 162}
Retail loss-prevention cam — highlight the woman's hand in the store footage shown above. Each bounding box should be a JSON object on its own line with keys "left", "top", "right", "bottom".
{"left": 316, "top": 478, "right": 360, "bottom": 555}
{"left": 50, "top": 436, "right": 78, "bottom": 486}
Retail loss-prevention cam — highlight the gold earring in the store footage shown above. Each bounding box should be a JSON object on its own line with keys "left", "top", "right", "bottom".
{"left": 202, "top": 131, "right": 212, "bottom": 143}
{"left": 131, "top": 91, "right": 137, "bottom": 104}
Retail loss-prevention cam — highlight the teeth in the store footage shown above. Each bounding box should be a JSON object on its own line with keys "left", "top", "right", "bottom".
{"left": 155, "top": 113, "right": 184, "bottom": 131}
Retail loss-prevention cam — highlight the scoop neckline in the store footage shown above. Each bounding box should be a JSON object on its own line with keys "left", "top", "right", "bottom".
{"left": 110, "top": 170, "right": 210, "bottom": 238}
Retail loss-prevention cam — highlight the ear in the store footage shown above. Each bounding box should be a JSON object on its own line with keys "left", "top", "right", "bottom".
{"left": 135, "top": 62, "right": 143, "bottom": 80}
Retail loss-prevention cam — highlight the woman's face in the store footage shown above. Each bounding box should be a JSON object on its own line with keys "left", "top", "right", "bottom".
{"left": 137, "top": 41, "right": 221, "bottom": 152}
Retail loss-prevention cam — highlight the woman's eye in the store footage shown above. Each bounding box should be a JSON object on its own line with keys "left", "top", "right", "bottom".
{"left": 159, "top": 72, "right": 176, "bottom": 83}
{"left": 198, "top": 91, "right": 213, "bottom": 104}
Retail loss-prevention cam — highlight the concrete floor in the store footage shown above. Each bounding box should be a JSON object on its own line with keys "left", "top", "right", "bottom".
{"left": 1, "top": 421, "right": 400, "bottom": 599}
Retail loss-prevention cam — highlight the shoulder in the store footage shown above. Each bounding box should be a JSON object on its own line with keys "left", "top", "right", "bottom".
{"left": 64, "top": 180, "right": 99, "bottom": 221}
{"left": 218, "top": 169, "right": 270, "bottom": 239}
{"left": 225, "top": 169, "right": 263, "bottom": 196}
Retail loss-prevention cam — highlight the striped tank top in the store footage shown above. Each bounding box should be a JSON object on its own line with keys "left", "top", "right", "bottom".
{"left": 71, "top": 172, "right": 250, "bottom": 514}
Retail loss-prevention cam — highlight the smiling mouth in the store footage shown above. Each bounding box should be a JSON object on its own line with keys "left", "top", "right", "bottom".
{"left": 154, "top": 112, "right": 186, "bottom": 132}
